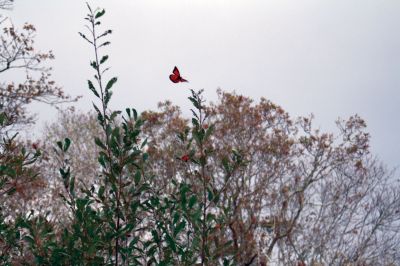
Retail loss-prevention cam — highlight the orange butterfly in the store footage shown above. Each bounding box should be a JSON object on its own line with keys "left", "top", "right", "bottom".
{"left": 169, "top": 66, "right": 188, "bottom": 83}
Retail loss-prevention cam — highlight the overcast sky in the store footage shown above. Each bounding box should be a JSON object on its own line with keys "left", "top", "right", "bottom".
{"left": 5, "top": 0, "right": 400, "bottom": 168}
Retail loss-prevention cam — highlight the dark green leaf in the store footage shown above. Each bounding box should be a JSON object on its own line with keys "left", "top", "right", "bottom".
{"left": 151, "top": 230, "right": 160, "bottom": 243}
{"left": 207, "top": 213, "right": 216, "bottom": 223}
{"left": 69, "top": 176, "right": 75, "bottom": 195}
{"left": 189, "top": 195, "right": 197, "bottom": 209}
{"left": 204, "top": 124, "right": 215, "bottom": 140}
{"left": 56, "top": 141, "right": 63, "bottom": 150}
{"left": 165, "top": 233, "right": 176, "bottom": 252}
{"left": 99, "top": 41, "right": 111, "bottom": 48}
{"left": 105, "top": 77, "right": 117, "bottom": 91}
{"left": 63, "top": 138, "right": 71, "bottom": 152}
{"left": 173, "top": 213, "right": 180, "bottom": 225}
{"left": 134, "top": 171, "right": 141, "bottom": 185}
{"left": 222, "top": 157, "right": 230, "bottom": 173}
{"left": 0, "top": 112, "right": 6, "bottom": 126}
{"left": 207, "top": 188, "right": 213, "bottom": 201}
{"left": 98, "top": 185, "right": 105, "bottom": 199}
{"left": 95, "top": 9, "right": 106, "bottom": 19}
{"left": 100, "top": 55, "right": 109, "bottom": 64}
{"left": 110, "top": 110, "right": 121, "bottom": 121}
{"left": 90, "top": 61, "right": 97, "bottom": 70}
{"left": 104, "top": 89, "right": 113, "bottom": 107}
{"left": 78, "top": 32, "right": 93, "bottom": 44}
{"left": 192, "top": 118, "right": 199, "bottom": 127}
{"left": 188, "top": 97, "right": 200, "bottom": 109}
{"left": 174, "top": 221, "right": 186, "bottom": 237}
{"left": 88, "top": 80, "right": 100, "bottom": 97}
{"left": 98, "top": 153, "right": 106, "bottom": 167}
{"left": 94, "top": 137, "right": 107, "bottom": 150}
{"left": 133, "top": 109, "right": 138, "bottom": 120}
{"left": 125, "top": 108, "right": 131, "bottom": 118}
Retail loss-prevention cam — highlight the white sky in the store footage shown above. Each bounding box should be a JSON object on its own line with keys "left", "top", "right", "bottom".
{"left": 5, "top": 0, "right": 400, "bottom": 168}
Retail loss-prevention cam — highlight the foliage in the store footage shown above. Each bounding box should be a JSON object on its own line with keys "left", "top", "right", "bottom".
{"left": 0, "top": 6, "right": 80, "bottom": 132}
{"left": 1, "top": 2, "right": 400, "bottom": 266}
{"left": 140, "top": 91, "right": 400, "bottom": 265}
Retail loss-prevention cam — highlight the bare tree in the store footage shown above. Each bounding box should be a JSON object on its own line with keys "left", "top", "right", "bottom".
{"left": 38, "top": 109, "right": 102, "bottom": 223}
{"left": 0, "top": 4, "right": 80, "bottom": 131}
{"left": 0, "top": 0, "right": 13, "bottom": 10}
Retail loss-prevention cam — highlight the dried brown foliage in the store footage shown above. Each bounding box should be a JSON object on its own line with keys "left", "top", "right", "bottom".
{"left": 140, "top": 90, "right": 399, "bottom": 265}
{"left": 0, "top": 136, "right": 44, "bottom": 218}
{"left": 0, "top": 8, "right": 79, "bottom": 223}
{"left": 36, "top": 90, "right": 400, "bottom": 265}
{"left": 0, "top": 19, "right": 80, "bottom": 131}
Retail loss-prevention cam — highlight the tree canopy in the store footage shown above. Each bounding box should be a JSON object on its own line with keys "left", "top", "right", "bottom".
{"left": 1, "top": 3, "right": 399, "bottom": 266}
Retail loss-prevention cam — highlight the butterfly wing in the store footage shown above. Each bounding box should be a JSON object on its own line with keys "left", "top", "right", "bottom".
{"left": 173, "top": 66, "right": 180, "bottom": 76}
{"left": 169, "top": 74, "right": 179, "bottom": 83}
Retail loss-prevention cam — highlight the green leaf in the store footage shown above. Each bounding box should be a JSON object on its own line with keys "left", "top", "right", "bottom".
{"left": 104, "top": 89, "right": 113, "bottom": 107}
{"left": 98, "top": 185, "right": 105, "bottom": 199}
{"left": 100, "top": 55, "right": 109, "bottom": 64}
{"left": 177, "top": 132, "right": 185, "bottom": 142}
{"left": 213, "top": 190, "right": 220, "bottom": 204}
{"left": 204, "top": 124, "right": 215, "bottom": 140}
{"left": 191, "top": 118, "right": 199, "bottom": 127}
{"left": 146, "top": 244, "right": 158, "bottom": 257}
{"left": 95, "top": 9, "right": 106, "bottom": 19}
{"left": 110, "top": 110, "right": 121, "bottom": 121}
{"left": 222, "top": 157, "right": 231, "bottom": 173}
{"left": 99, "top": 41, "right": 111, "bottom": 48}
{"left": 188, "top": 195, "right": 197, "bottom": 209}
{"left": 173, "top": 213, "right": 180, "bottom": 225}
{"left": 132, "top": 109, "right": 138, "bottom": 120}
{"left": 90, "top": 61, "right": 97, "bottom": 70}
{"left": 63, "top": 138, "right": 71, "bottom": 152}
{"left": 56, "top": 141, "right": 63, "bottom": 150}
{"left": 134, "top": 171, "right": 141, "bottom": 185}
{"left": 207, "top": 188, "right": 213, "bottom": 201}
{"left": 0, "top": 112, "right": 6, "bottom": 126}
{"left": 98, "top": 153, "right": 106, "bottom": 167}
{"left": 140, "top": 138, "right": 148, "bottom": 149}
{"left": 174, "top": 221, "right": 186, "bottom": 237}
{"left": 105, "top": 77, "right": 118, "bottom": 91}
{"left": 78, "top": 32, "right": 93, "bottom": 44}
{"left": 125, "top": 108, "right": 131, "bottom": 118}
{"left": 165, "top": 233, "right": 176, "bottom": 252}
{"left": 88, "top": 80, "right": 100, "bottom": 97}
{"left": 69, "top": 176, "right": 75, "bottom": 195}
{"left": 23, "top": 235, "right": 35, "bottom": 245}
{"left": 94, "top": 137, "right": 107, "bottom": 150}
{"left": 92, "top": 103, "right": 102, "bottom": 119}
{"left": 190, "top": 109, "right": 199, "bottom": 120}
{"left": 151, "top": 230, "right": 160, "bottom": 244}
{"left": 223, "top": 258, "right": 231, "bottom": 266}
{"left": 206, "top": 213, "right": 216, "bottom": 223}
{"left": 188, "top": 97, "right": 200, "bottom": 110}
